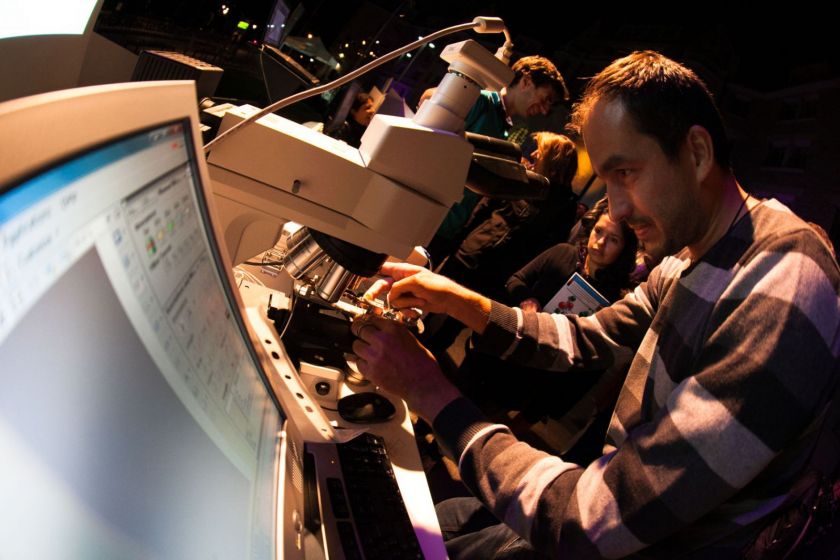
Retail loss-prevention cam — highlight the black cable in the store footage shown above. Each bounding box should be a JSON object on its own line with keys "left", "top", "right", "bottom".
{"left": 242, "top": 260, "right": 285, "bottom": 266}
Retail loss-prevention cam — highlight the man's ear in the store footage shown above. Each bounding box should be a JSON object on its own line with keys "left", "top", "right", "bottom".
{"left": 686, "top": 125, "right": 714, "bottom": 182}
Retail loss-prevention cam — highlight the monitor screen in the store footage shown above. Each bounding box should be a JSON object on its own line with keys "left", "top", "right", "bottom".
{"left": 0, "top": 0, "right": 100, "bottom": 39}
{"left": 0, "top": 86, "right": 283, "bottom": 559}
{"left": 263, "top": 0, "right": 291, "bottom": 47}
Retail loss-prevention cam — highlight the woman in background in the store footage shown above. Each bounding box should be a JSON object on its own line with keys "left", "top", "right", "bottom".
{"left": 506, "top": 197, "right": 638, "bottom": 311}
{"left": 454, "top": 198, "right": 638, "bottom": 460}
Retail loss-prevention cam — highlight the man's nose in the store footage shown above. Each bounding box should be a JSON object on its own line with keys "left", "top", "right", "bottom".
{"left": 607, "top": 187, "right": 632, "bottom": 223}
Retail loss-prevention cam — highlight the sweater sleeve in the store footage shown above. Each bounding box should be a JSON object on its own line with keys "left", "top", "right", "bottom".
{"left": 435, "top": 228, "right": 840, "bottom": 558}
{"left": 474, "top": 276, "right": 653, "bottom": 373}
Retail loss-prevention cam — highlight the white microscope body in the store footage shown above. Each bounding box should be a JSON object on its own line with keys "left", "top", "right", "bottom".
{"left": 206, "top": 39, "right": 513, "bottom": 301}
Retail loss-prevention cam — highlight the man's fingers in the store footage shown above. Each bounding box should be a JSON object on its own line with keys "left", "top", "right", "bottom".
{"left": 351, "top": 338, "right": 366, "bottom": 357}
{"left": 364, "top": 278, "right": 392, "bottom": 300}
{"left": 387, "top": 295, "right": 427, "bottom": 310}
{"left": 351, "top": 316, "right": 394, "bottom": 339}
{"left": 354, "top": 355, "right": 369, "bottom": 375}
{"left": 399, "top": 308, "right": 422, "bottom": 321}
{"left": 379, "top": 261, "right": 425, "bottom": 280}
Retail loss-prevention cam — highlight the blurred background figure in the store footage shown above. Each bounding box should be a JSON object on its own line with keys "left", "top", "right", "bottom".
{"left": 440, "top": 132, "right": 580, "bottom": 303}
{"left": 327, "top": 91, "right": 375, "bottom": 148}
{"left": 425, "top": 56, "right": 569, "bottom": 264}
{"left": 420, "top": 132, "right": 578, "bottom": 355}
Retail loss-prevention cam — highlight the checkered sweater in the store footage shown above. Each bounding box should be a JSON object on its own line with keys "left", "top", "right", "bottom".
{"left": 433, "top": 199, "right": 840, "bottom": 558}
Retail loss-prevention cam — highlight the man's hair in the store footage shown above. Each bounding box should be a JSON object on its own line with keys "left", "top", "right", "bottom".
{"left": 511, "top": 56, "right": 569, "bottom": 102}
{"left": 569, "top": 51, "right": 730, "bottom": 169}
{"left": 533, "top": 132, "right": 577, "bottom": 186}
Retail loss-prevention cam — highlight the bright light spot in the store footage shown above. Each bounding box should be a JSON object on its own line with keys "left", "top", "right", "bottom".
{"left": 252, "top": 24, "right": 257, "bottom": 29}
{"left": 309, "top": 58, "right": 314, "bottom": 62}
{"left": 406, "top": 53, "right": 412, "bottom": 58}
{"left": 361, "top": 39, "right": 366, "bottom": 45}
{"left": 375, "top": 40, "right": 380, "bottom": 44}
{"left": 429, "top": 43, "right": 435, "bottom": 49}
{"left": 418, "top": 36, "right": 423, "bottom": 40}
{"left": 369, "top": 51, "right": 375, "bottom": 57}
{"left": 221, "top": 6, "right": 230, "bottom": 15}
{"left": 336, "top": 63, "right": 341, "bottom": 69}
{"left": 339, "top": 53, "right": 345, "bottom": 58}
{"left": 237, "top": 21, "right": 249, "bottom": 30}
{"left": 0, "top": 0, "right": 98, "bottom": 38}
{"left": 307, "top": 33, "right": 313, "bottom": 39}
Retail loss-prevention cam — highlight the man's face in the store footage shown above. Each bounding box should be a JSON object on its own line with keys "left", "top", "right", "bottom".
{"left": 513, "top": 76, "right": 557, "bottom": 118}
{"left": 582, "top": 99, "right": 704, "bottom": 262}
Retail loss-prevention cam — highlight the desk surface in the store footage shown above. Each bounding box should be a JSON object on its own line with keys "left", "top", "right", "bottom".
{"left": 237, "top": 279, "right": 447, "bottom": 559}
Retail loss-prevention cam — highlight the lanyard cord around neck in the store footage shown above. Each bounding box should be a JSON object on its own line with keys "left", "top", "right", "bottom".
{"left": 726, "top": 194, "right": 750, "bottom": 237}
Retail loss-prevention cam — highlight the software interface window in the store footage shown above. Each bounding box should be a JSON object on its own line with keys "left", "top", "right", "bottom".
{"left": 0, "top": 121, "right": 281, "bottom": 559}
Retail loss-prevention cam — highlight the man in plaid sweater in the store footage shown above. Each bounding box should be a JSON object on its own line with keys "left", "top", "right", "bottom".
{"left": 351, "top": 51, "right": 840, "bottom": 558}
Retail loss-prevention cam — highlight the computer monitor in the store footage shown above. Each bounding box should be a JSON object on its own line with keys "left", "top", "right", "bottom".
{"left": 0, "top": 81, "right": 320, "bottom": 559}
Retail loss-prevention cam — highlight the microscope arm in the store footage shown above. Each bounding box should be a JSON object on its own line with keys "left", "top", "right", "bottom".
{"left": 207, "top": 107, "right": 473, "bottom": 266}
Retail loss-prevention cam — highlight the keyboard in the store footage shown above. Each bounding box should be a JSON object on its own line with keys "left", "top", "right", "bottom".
{"left": 328, "top": 433, "right": 424, "bottom": 560}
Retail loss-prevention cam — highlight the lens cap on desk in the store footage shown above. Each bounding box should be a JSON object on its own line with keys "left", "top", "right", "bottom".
{"left": 337, "top": 392, "right": 396, "bottom": 424}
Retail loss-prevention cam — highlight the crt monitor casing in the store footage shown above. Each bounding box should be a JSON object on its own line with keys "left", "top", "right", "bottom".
{"left": 0, "top": 80, "right": 344, "bottom": 559}
{"left": 0, "top": 80, "right": 336, "bottom": 445}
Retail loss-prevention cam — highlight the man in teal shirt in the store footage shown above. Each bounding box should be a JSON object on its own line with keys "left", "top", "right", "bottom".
{"left": 428, "top": 55, "right": 569, "bottom": 263}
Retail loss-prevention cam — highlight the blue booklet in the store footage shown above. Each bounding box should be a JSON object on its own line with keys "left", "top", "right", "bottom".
{"left": 544, "top": 272, "right": 609, "bottom": 317}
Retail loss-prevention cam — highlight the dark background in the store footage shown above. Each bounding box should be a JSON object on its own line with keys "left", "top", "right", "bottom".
{"left": 94, "top": 0, "right": 840, "bottom": 247}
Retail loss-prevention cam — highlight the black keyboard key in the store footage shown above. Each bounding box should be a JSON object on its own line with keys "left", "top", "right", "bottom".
{"left": 336, "top": 433, "right": 424, "bottom": 559}
{"left": 336, "top": 520, "right": 362, "bottom": 560}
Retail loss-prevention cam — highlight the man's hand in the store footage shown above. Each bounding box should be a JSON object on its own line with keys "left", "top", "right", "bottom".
{"left": 519, "top": 298, "right": 541, "bottom": 313}
{"left": 351, "top": 316, "right": 460, "bottom": 423}
{"left": 367, "top": 262, "right": 457, "bottom": 314}
{"left": 366, "top": 262, "right": 492, "bottom": 334}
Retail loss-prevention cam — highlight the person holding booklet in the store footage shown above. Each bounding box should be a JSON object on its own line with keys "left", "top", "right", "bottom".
{"left": 506, "top": 197, "right": 638, "bottom": 314}
{"left": 441, "top": 196, "right": 638, "bottom": 430}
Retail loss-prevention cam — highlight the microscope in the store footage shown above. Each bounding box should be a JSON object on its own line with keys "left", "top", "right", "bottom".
{"left": 205, "top": 29, "right": 547, "bottom": 416}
